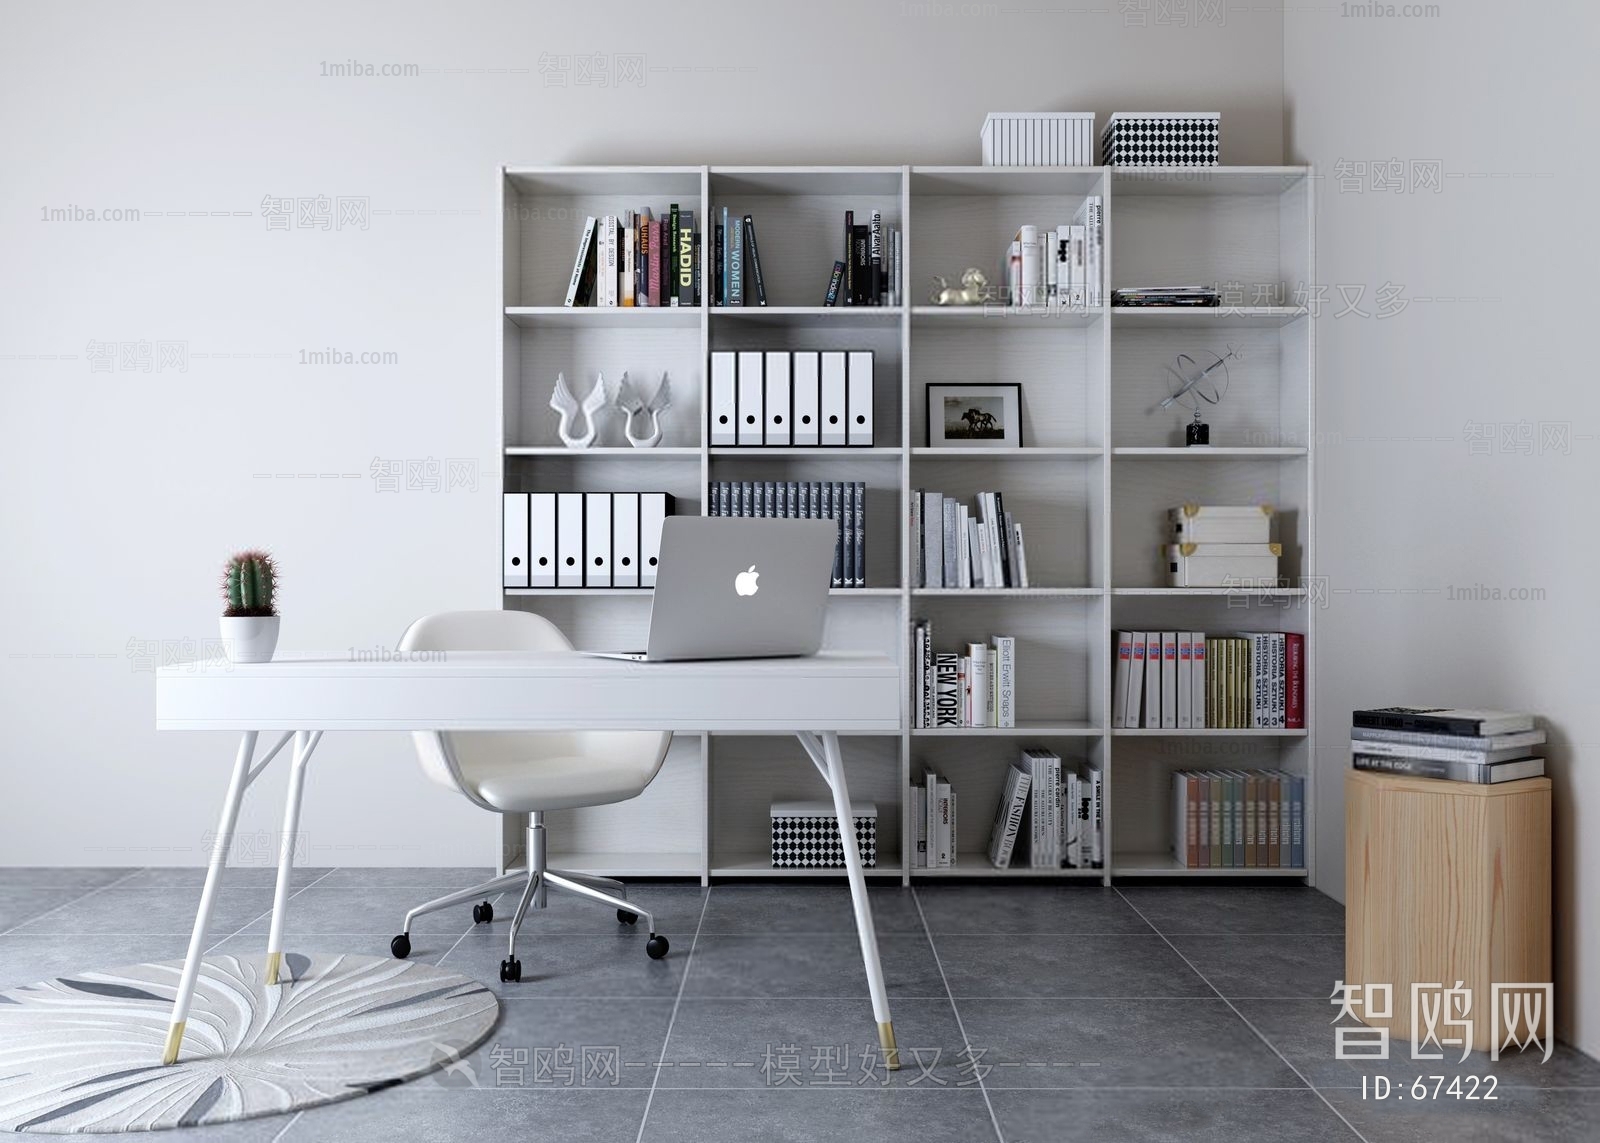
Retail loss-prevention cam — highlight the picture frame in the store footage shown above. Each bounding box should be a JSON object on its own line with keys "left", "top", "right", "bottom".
{"left": 925, "top": 383, "right": 1023, "bottom": 448}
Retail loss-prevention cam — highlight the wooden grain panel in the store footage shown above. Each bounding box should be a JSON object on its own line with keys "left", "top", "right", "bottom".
{"left": 1346, "top": 770, "right": 1551, "bottom": 1052}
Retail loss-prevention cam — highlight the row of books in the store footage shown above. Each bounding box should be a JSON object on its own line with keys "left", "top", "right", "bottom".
{"left": 711, "top": 208, "right": 766, "bottom": 306}
{"left": 823, "top": 209, "right": 900, "bottom": 307}
{"left": 911, "top": 624, "right": 1016, "bottom": 728}
{"left": 912, "top": 490, "right": 1030, "bottom": 589}
{"left": 1172, "top": 768, "right": 1305, "bottom": 869}
{"left": 1113, "top": 631, "right": 1305, "bottom": 730}
{"left": 1350, "top": 707, "right": 1546, "bottom": 785}
{"left": 1002, "top": 198, "right": 1104, "bottom": 308}
{"left": 987, "top": 750, "right": 1104, "bottom": 870}
{"left": 563, "top": 208, "right": 696, "bottom": 308}
{"left": 706, "top": 480, "right": 867, "bottom": 589}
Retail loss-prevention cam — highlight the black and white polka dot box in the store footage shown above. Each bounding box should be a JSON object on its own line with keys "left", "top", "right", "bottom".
{"left": 770, "top": 800, "right": 878, "bottom": 868}
{"left": 1101, "top": 113, "right": 1220, "bottom": 167}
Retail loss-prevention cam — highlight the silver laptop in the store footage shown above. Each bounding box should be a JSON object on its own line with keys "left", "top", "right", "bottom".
{"left": 591, "top": 516, "right": 837, "bottom": 662}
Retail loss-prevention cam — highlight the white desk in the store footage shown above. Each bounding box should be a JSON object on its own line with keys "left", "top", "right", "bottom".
{"left": 155, "top": 651, "right": 901, "bottom": 1067}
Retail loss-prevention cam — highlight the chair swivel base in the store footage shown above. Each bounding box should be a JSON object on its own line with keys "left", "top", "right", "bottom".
{"left": 388, "top": 826, "right": 668, "bottom": 982}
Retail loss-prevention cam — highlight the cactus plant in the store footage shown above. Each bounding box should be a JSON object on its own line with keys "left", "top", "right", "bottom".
{"left": 221, "top": 550, "right": 279, "bottom": 617}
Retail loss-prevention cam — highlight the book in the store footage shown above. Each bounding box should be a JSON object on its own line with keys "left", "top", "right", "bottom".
{"left": 666, "top": 204, "right": 681, "bottom": 305}
{"left": 647, "top": 219, "right": 663, "bottom": 307}
{"left": 743, "top": 215, "right": 767, "bottom": 306}
{"left": 935, "top": 778, "right": 953, "bottom": 866}
{"left": 868, "top": 209, "right": 883, "bottom": 303}
{"left": 992, "top": 636, "right": 1016, "bottom": 728}
{"left": 714, "top": 214, "right": 726, "bottom": 306}
{"left": 563, "top": 215, "right": 598, "bottom": 307}
{"left": 1352, "top": 707, "right": 1534, "bottom": 737}
{"left": 913, "top": 784, "right": 927, "bottom": 867}
{"left": 1353, "top": 754, "right": 1547, "bottom": 784}
{"left": 1350, "top": 726, "right": 1546, "bottom": 752}
{"left": 1126, "top": 633, "right": 1147, "bottom": 730}
{"left": 934, "top": 652, "right": 960, "bottom": 727}
{"left": 823, "top": 260, "right": 845, "bottom": 306}
{"left": 842, "top": 210, "right": 854, "bottom": 305}
{"left": 851, "top": 225, "right": 870, "bottom": 304}
{"left": 987, "top": 759, "right": 1033, "bottom": 868}
{"left": 676, "top": 210, "right": 696, "bottom": 306}
{"left": 1348, "top": 738, "right": 1539, "bottom": 765}
{"left": 728, "top": 207, "right": 744, "bottom": 305}
{"left": 621, "top": 209, "right": 635, "bottom": 305}
{"left": 966, "top": 642, "right": 991, "bottom": 726}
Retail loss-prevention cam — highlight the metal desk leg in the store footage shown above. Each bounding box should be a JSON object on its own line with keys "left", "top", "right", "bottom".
{"left": 265, "top": 731, "right": 322, "bottom": 985}
{"left": 162, "top": 731, "right": 257, "bottom": 1065}
{"left": 798, "top": 730, "right": 899, "bottom": 1070}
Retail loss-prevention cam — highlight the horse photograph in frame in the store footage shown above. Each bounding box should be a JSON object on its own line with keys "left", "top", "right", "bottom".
{"left": 927, "top": 382, "right": 1023, "bottom": 448}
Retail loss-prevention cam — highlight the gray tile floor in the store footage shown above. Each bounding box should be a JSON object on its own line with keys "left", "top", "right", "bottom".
{"left": 2, "top": 869, "right": 1596, "bottom": 1142}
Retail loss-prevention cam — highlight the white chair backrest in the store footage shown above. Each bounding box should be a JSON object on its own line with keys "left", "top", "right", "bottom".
{"left": 396, "top": 611, "right": 671, "bottom": 810}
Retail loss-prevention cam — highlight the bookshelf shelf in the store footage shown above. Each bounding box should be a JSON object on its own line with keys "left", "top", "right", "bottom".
{"left": 505, "top": 306, "right": 702, "bottom": 330}
{"left": 1111, "top": 447, "right": 1308, "bottom": 459}
{"left": 1111, "top": 587, "right": 1307, "bottom": 597}
{"left": 1112, "top": 852, "right": 1308, "bottom": 878}
{"left": 710, "top": 306, "right": 902, "bottom": 323}
{"left": 710, "top": 855, "right": 905, "bottom": 879}
{"left": 912, "top": 447, "right": 1102, "bottom": 459}
{"left": 911, "top": 861, "right": 1104, "bottom": 880}
{"left": 1111, "top": 728, "right": 1308, "bottom": 738}
{"left": 1109, "top": 306, "right": 1308, "bottom": 329}
{"left": 911, "top": 723, "right": 1103, "bottom": 738}
{"left": 910, "top": 305, "right": 1103, "bottom": 327}
{"left": 504, "top": 446, "right": 701, "bottom": 458}
{"left": 709, "top": 447, "right": 903, "bottom": 458}
{"left": 911, "top": 587, "right": 1101, "bottom": 598}
{"left": 548, "top": 851, "right": 704, "bottom": 878}
{"left": 498, "top": 163, "right": 1314, "bottom": 888}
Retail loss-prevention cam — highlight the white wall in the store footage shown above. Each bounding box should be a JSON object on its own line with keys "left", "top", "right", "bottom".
{"left": 1287, "top": 0, "right": 1599, "bottom": 1055}
{"left": 0, "top": 2, "right": 1285, "bottom": 872}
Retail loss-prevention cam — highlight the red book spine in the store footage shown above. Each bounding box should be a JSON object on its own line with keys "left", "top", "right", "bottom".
{"left": 647, "top": 221, "right": 662, "bottom": 308}
{"left": 1285, "top": 633, "right": 1305, "bottom": 729}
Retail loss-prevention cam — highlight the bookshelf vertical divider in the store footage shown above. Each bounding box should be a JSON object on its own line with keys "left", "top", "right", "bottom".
{"left": 499, "top": 164, "right": 1315, "bottom": 888}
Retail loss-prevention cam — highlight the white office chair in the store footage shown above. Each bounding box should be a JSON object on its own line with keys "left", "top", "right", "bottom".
{"left": 387, "top": 610, "right": 672, "bottom": 982}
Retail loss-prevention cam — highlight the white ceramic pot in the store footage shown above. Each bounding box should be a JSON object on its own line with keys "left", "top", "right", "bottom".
{"left": 219, "top": 615, "right": 280, "bottom": 664}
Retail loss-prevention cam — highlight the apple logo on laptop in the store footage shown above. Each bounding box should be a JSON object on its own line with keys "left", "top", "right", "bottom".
{"left": 734, "top": 565, "right": 760, "bottom": 597}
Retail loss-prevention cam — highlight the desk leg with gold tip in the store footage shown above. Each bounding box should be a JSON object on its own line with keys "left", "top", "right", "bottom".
{"left": 163, "top": 731, "right": 258, "bottom": 1064}
{"left": 797, "top": 730, "right": 899, "bottom": 1070}
{"left": 265, "top": 731, "right": 322, "bottom": 985}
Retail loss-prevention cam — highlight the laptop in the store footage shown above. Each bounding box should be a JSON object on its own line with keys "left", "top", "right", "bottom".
{"left": 590, "top": 516, "right": 838, "bottom": 662}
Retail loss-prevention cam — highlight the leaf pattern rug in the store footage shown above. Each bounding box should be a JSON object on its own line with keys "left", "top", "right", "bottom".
{"left": 0, "top": 953, "right": 498, "bottom": 1133}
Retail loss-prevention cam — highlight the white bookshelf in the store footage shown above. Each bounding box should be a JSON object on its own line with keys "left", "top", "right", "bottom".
{"left": 498, "top": 164, "right": 1315, "bottom": 886}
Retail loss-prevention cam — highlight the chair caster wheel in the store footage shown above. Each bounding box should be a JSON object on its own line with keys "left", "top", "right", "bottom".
{"left": 390, "top": 934, "right": 411, "bottom": 959}
{"left": 645, "top": 934, "right": 669, "bottom": 960}
{"left": 617, "top": 909, "right": 638, "bottom": 925}
{"left": 473, "top": 901, "right": 494, "bottom": 925}
{"left": 499, "top": 957, "right": 521, "bottom": 983}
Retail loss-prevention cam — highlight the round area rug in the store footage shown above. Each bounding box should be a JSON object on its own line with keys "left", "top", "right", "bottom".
{"left": 0, "top": 953, "right": 498, "bottom": 1133}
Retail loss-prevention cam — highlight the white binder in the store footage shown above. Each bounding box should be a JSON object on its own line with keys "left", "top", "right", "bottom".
{"left": 556, "top": 492, "right": 585, "bottom": 587}
{"left": 764, "top": 351, "right": 791, "bottom": 446}
{"left": 502, "top": 493, "right": 529, "bottom": 587}
{"left": 529, "top": 493, "right": 557, "bottom": 587}
{"left": 1176, "top": 632, "right": 1193, "bottom": 729}
{"left": 640, "top": 492, "right": 670, "bottom": 587}
{"left": 820, "top": 351, "right": 847, "bottom": 446}
{"left": 1190, "top": 632, "right": 1207, "bottom": 729}
{"left": 792, "top": 351, "right": 821, "bottom": 446}
{"left": 584, "top": 492, "right": 612, "bottom": 588}
{"left": 613, "top": 492, "right": 640, "bottom": 588}
{"left": 710, "top": 351, "right": 737, "bottom": 446}
{"left": 737, "top": 351, "right": 764, "bottom": 446}
{"left": 846, "top": 351, "right": 874, "bottom": 446}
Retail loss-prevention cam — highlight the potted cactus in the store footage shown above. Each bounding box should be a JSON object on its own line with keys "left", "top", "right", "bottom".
{"left": 219, "top": 550, "right": 280, "bottom": 663}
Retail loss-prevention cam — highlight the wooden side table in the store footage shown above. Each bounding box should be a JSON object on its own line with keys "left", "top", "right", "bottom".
{"left": 1345, "top": 768, "right": 1552, "bottom": 1052}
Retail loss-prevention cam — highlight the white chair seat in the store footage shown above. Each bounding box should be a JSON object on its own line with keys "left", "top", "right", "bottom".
{"left": 468, "top": 751, "right": 660, "bottom": 812}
